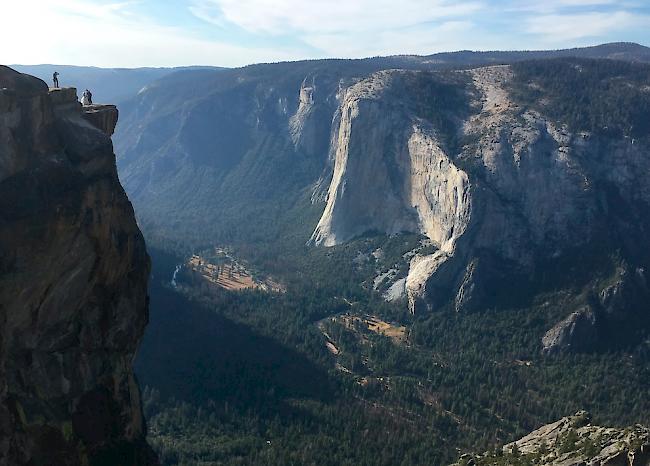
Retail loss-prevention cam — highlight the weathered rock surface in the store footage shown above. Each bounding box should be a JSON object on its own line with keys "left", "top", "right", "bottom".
{"left": 311, "top": 63, "right": 650, "bottom": 350}
{"left": 289, "top": 77, "right": 316, "bottom": 147}
{"left": 47, "top": 87, "right": 119, "bottom": 136}
{"left": 542, "top": 306, "right": 599, "bottom": 355}
{"left": 116, "top": 44, "right": 650, "bottom": 251}
{"left": 0, "top": 66, "right": 154, "bottom": 465}
{"left": 541, "top": 264, "right": 650, "bottom": 354}
{"left": 453, "top": 411, "right": 650, "bottom": 466}
{"left": 113, "top": 51, "right": 650, "bottom": 352}
{"left": 82, "top": 104, "right": 119, "bottom": 136}
{"left": 310, "top": 71, "right": 472, "bottom": 313}
{"left": 312, "top": 71, "right": 470, "bottom": 249}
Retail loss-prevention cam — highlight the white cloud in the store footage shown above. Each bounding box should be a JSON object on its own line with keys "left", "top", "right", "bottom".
{"left": 507, "top": 0, "right": 647, "bottom": 14}
{"left": 2, "top": 0, "right": 648, "bottom": 67}
{"left": 525, "top": 10, "right": 650, "bottom": 42}
{"left": 189, "top": 0, "right": 650, "bottom": 60}
{"left": 188, "top": 0, "right": 488, "bottom": 59}
{"left": 303, "top": 21, "right": 479, "bottom": 58}
{"left": 190, "top": 0, "right": 484, "bottom": 35}
{"left": 511, "top": 0, "right": 620, "bottom": 12}
{"left": 0, "top": 0, "right": 300, "bottom": 67}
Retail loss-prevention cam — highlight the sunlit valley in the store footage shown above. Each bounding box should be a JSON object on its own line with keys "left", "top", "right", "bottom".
{"left": 124, "top": 45, "right": 650, "bottom": 465}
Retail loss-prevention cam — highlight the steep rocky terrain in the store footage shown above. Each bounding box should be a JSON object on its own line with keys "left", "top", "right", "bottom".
{"left": 114, "top": 43, "right": 650, "bottom": 356}
{"left": 109, "top": 44, "right": 650, "bottom": 465}
{"left": 315, "top": 61, "right": 650, "bottom": 350}
{"left": 0, "top": 66, "right": 154, "bottom": 465}
{"left": 453, "top": 411, "right": 650, "bottom": 466}
{"left": 11, "top": 65, "right": 222, "bottom": 104}
{"left": 114, "top": 43, "right": 650, "bottom": 248}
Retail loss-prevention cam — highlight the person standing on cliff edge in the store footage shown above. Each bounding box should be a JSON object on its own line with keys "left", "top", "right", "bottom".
{"left": 81, "top": 89, "right": 93, "bottom": 106}
{"left": 52, "top": 71, "right": 59, "bottom": 88}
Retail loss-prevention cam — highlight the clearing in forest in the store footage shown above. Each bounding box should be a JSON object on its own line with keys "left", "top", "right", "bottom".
{"left": 319, "top": 313, "right": 407, "bottom": 345}
{"left": 186, "top": 249, "right": 285, "bottom": 293}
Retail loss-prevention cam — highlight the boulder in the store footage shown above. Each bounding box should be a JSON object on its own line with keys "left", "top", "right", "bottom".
{"left": 542, "top": 307, "right": 599, "bottom": 355}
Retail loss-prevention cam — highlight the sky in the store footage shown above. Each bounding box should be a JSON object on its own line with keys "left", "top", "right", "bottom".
{"left": 2, "top": 0, "right": 650, "bottom": 68}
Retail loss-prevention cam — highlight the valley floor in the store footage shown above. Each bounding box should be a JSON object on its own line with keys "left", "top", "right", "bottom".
{"left": 136, "top": 246, "right": 650, "bottom": 466}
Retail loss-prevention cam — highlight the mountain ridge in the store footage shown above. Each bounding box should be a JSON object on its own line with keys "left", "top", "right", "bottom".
{"left": 107, "top": 43, "right": 650, "bottom": 465}
{"left": 115, "top": 49, "right": 650, "bottom": 355}
{"left": 115, "top": 42, "right": 650, "bottom": 248}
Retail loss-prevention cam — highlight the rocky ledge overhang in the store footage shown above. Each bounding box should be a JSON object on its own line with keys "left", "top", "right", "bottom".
{"left": 0, "top": 66, "right": 154, "bottom": 465}
{"left": 48, "top": 87, "right": 119, "bottom": 136}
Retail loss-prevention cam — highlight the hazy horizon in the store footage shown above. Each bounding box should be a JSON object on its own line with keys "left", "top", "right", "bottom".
{"left": 7, "top": 41, "right": 650, "bottom": 71}
{"left": 2, "top": 0, "right": 650, "bottom": 68}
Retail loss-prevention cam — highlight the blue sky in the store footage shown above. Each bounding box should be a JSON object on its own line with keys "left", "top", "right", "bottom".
{"left": 2, "top": 0, "right": 649, "bottom": 67}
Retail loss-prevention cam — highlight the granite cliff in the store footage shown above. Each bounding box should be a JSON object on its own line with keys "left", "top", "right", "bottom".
{"left": 453, "top": 411, "right": 650, "bottom": 466}
{"left": 0, "top": 66, "right": 154, "bottom": 465}
{"left": 312, "top": 62, "right": 650, "bottom": 352}
{"left": 100, "top": 45, "right": 650, "bottom": 464}
{"left": 115, "top": 43, "right": 650, "bottom": 248}
{"left": 113, "top": 47, "right": 650, "bottom": 355}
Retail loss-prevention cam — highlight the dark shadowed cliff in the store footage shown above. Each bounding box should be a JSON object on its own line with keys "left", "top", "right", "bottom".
{"left": 0, "top": 66, "right": 155, "bottom": 465}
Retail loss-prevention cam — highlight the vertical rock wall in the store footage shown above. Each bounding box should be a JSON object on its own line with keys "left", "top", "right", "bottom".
{"left": 311, "top": 66, "right": 650, "bottom": 347}
{"left": 0, "top": 66, "right": 155, "bottom": 465}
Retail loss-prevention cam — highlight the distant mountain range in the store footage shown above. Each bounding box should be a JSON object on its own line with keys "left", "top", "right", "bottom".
{"left": 10, "top": 64, "right": 223, "bottom": 104}
{"left": 110, "top": 42, "right": 650, "bottom": 352}
{"left": 11, "top": 42, "right": 650, "bottom": 104}
{"left": 5, "top": 42, "right": 650, "bottom": 466}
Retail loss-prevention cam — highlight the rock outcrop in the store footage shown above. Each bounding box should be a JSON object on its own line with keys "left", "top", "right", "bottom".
{"left": 112, "top": 52, "right": 650, "bottom": 352}
{"left": 311, "top": 71, "right": 471, "bottom": 249}
{"left": 310, "top": 63, "right": 650, "bottom": 350}
{"left": 453, "top": 411, "right": 650, "bottom": 466}
{"left": 542, "top": 306, "right": 598, "bottom": 355}
{"left": 310, "top": 71, "right": 472, "bottom": 312}
{"left": 48, "top": 88, "right": 119, "bottom": 136}
{"left": 289, "top": 77, "right": 316, "bottom": 147}
{"left": 541, "top": 265, "right": 650, "bottom": 354}
{"left": 0, "top": 66, "right": 154, "bottom": 465}
{"left": 82, "top": 104, "right": 119, "bottom": 136}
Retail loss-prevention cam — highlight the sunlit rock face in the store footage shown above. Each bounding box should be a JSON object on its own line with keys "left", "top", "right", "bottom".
{"left": 309, "top": 71, "right": 472, "bottom": 314}
{"left": 0, "top": 66, "right": 155, "bottom": 466}
{"left": 113, "top": 52, "right": 650, "bottom": 354}
{"left": 452, "top": 410, "right": 650, "bottom": 466}
{"left": 312, "top": 65, "right": 650, "bottom": 351}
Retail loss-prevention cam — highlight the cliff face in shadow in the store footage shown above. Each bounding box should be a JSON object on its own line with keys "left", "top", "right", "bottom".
{"left": 0, "top": 66, "right": 155, "bottom": 465}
